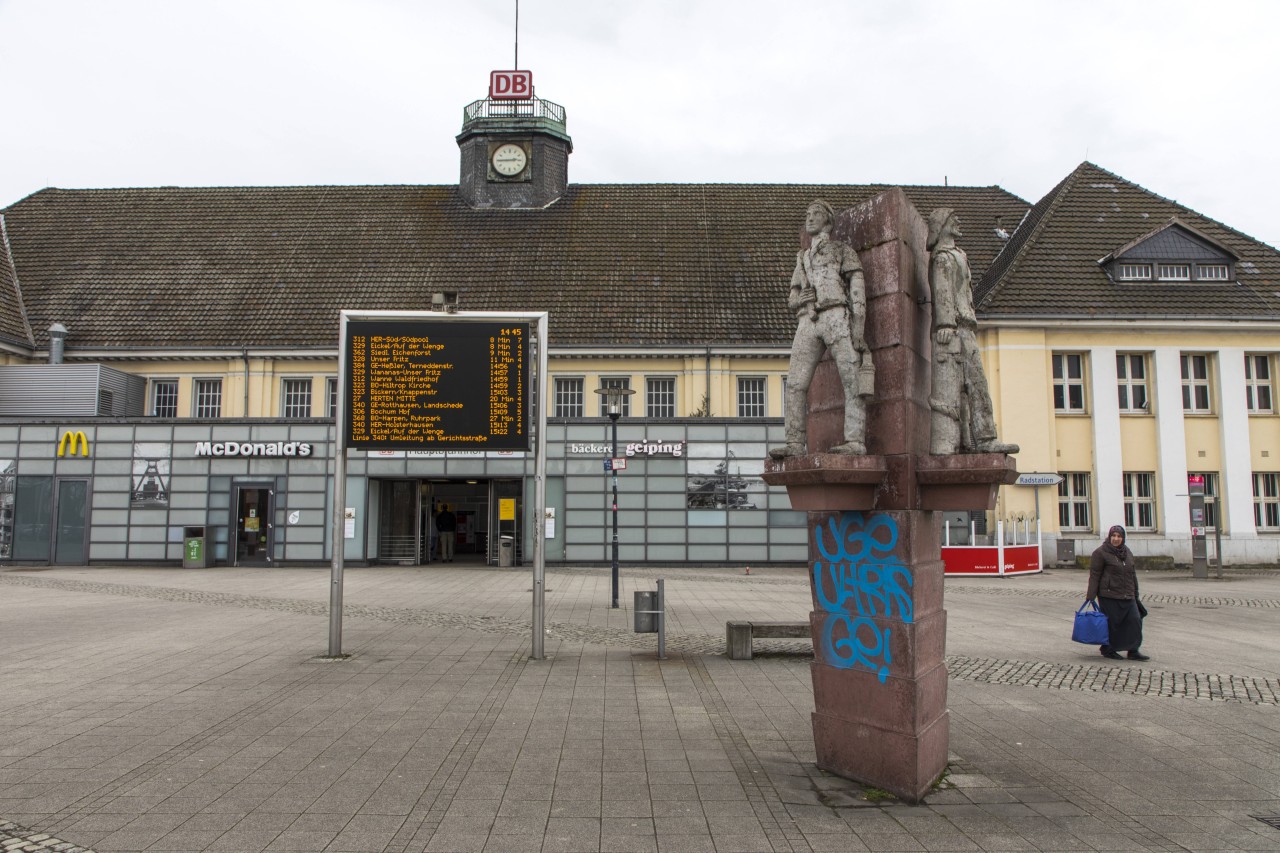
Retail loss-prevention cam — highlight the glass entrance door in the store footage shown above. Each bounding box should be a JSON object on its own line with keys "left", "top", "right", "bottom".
{"left": 234, "top": 485, "right": 274, "bottom": 566}
{"left": 377, "top": 480, "right": 419, "bottom": 564}
{"left": 53, "top": 479, "right": 89, "bottom": 564}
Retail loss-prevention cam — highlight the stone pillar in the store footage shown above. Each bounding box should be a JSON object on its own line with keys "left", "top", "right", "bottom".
{"left": 763, "top": 189, "right": 1015, "bottom": 803}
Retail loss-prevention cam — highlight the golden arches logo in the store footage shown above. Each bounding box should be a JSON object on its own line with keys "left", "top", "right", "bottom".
{"left": 57, "top": 431, "right": 90, "bottom": 457}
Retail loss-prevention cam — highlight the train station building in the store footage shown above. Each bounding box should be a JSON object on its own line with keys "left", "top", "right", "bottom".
{"left": 2, "top": 81, "right": 1278, "bottom": 567}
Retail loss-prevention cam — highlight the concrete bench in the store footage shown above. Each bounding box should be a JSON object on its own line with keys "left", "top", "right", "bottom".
{"left": 726, "top": 620, "right": 811, "bottom": 660}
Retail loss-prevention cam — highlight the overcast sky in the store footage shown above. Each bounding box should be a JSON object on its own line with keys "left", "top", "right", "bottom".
{"left": 3, "top": 0, "right": 1278, "bottom": 248}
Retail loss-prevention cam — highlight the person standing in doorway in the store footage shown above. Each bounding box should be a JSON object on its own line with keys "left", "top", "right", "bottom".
{"left": 436, "top": 503, "right": 457, "bottom": 563}
{"left": 1087, "top": 525, "right": 1150, "bottom": 661}
{"left": 426, "top": 500, "right": 439, "bottom": 563}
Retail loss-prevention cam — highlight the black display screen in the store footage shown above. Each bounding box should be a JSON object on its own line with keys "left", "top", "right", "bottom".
{"left": 343, "top": 318, "right": 530, "bottom": 451}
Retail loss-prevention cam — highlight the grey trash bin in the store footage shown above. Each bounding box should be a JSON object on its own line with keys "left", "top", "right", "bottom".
{"left": 634, "top": 590, "right": 658, "bottom": 633}
{"left": 499, "top": 535, "right": 514, "bottom": 567}
{"left": 183, "top": 526, "right": 209, "bottom": 568}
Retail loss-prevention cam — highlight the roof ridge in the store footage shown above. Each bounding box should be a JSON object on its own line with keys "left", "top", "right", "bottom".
{"left": 976, "top": 163, "right": 1086, "bottom": 308}
{"left": 0, "top": 214, "right": 36, "bottom": 349}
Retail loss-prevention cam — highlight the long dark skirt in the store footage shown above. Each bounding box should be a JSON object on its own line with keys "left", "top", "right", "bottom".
{"left": 1098, "top": 596, "right": 1143, "bottom": 651}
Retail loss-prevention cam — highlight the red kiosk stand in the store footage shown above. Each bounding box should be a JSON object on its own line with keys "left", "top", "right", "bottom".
{"left": 942, "top": 517, "right": 1043, "bottom": 576}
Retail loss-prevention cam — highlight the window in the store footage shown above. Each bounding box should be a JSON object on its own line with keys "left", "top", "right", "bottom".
{"left": 737, "top": 377, "right": 767, "bottom": 418}
{"left": 1246, "top": 354, "right": 1274, "bottom": 413}
{"left": 597, "top": 378, "right": 632, "bottom": 417}
{"left": 647, "top": 377, "right": 676, "bottom": 419}
{"left": 193, "top": 379, "right": 222, "bottom": 419}
{"left": 1117, "top": 263, "right": 1151, "bottom": 281}
{"left": 1197, "top": 264, "right": 1230, "bottom": 280}
{"left": 1116, "top": 354, "right": 1149, "bottom": 412}
{"left": 1180, "top": 354, "right": 1211, "bottom": 412}
{"left": 554, "top": 378, "right": 584, "bottom": 418}
{"left": 1255, "top": 473, "right": 1280, "bottom": 530}
{"left": 1123, "top": 472, "right": 1157, "bottom": 531}
{"left": 1052, "top": 353, "right": 1086, "bottom": 412}
{"left": 1057, "top": 473, "right": 1091, "bottom": 531}
{"left": 327, "top": 377, "right": 339, "bottom": 419}
{"left": 1188, "top": 472, "right": 1219, "bottom": 531}
{"left": 1157, "top": 263, "right": 1190, "bottom": 281}
{"left": 282, "top": 378, "right": 312, "bottom": 418}
{"left": 151, "top": 380, "right": 178, "bottom": 418}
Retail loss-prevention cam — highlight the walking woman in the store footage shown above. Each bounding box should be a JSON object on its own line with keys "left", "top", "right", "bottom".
{"left": 1087, "top": 525, "right": 1150, "bottom": 661}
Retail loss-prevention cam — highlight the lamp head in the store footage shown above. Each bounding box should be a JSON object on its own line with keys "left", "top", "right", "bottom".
{"left": 594, "top": 384, "right": 636, "bottom": 417}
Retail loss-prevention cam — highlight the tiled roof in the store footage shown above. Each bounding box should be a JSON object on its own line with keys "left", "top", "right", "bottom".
{"left": 1, "top": 183, "right": 1027, "bottom": 353}
{"left": 0, "top": 215, "right": 34, "bottom": 348}
{"left": 976, "top": 162, "right": 1280, "bottom": 319}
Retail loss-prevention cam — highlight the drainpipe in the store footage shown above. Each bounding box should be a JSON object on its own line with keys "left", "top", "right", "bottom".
{"left": 242, "top": 346, "right": 250, "bottom": 417}
{"left": 704, "top": 345, "right": 712, "bottom": 416}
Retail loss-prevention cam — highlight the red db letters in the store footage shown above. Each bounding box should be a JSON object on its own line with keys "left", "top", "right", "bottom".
{"left": 489, "top": 70, "right": 533, "bottom": 100}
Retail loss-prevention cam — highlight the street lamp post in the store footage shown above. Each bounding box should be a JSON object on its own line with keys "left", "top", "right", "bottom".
{"left": 595, "top": 384, "right": 635, "bottom": 609}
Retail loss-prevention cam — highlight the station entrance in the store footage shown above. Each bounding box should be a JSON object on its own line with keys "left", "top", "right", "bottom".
{"left": 371, "top": 478, "right": 523, "bottom": 566}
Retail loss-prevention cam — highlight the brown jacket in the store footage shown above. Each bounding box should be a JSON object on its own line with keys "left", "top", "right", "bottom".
{"left": 1088, "top": 544, "right": 1137, "bottom": 600}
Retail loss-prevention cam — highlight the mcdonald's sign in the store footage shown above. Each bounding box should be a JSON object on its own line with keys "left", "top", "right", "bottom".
{"left": 58, "top": 431, "right": 90, "bottom": 457}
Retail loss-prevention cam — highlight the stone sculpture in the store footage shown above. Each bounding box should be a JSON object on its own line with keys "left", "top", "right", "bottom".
{"left": 926, "top": 208, "right": 1018, "bottom": 455}
{"left": 769, "top": 200, "right": 874, "bottom": 460}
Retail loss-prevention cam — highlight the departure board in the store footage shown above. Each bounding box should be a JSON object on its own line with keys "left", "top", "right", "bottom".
{"left": 344, "top": 318, "right": 531, "bottom": 451}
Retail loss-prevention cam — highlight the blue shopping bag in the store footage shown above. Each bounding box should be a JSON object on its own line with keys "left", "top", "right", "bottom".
{"left": 1072, "top": 600, "right": 1110, "bottom": 645}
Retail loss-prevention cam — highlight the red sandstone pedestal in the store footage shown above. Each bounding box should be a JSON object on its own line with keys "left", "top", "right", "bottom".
{"left": 762, "top": 189, "right": 1017, "bottom": 803}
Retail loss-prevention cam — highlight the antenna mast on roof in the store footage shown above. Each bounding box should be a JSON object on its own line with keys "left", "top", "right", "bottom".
{"left": 514, "top": 0, "right": 520, "bottom": 68}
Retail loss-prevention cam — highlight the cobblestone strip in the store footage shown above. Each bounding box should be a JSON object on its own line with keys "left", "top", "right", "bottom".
{"left": 947, "top": 655, "right": 1280, "bottom": 703}
{"left": 946, "top": 583, "right": 1280, "bottom": 609}
{"left": 684, "top": 655, "right": 811, "bottom": 853}
{"left": 0, "top": 819, "right": 93, "bottom": 852}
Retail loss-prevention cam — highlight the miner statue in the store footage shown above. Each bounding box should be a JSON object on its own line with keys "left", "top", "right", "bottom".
{"left": 769, "top": 200, "right": 875, "bottom": 460}
{"left": 927, "top": 208, "right": 1018, "bottom": 455}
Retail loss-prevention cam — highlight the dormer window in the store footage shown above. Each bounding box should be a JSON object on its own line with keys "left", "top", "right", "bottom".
{"left": 1117, "top": 263, "right": 1151, "bottom": 281}
{"left": 1099, "top": 219, "right": 1237, "bottom": 285}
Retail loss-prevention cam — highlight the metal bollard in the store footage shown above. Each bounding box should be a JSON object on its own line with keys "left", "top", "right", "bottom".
{"left": 632, "top": 580, "right": 666, "bottom": 660}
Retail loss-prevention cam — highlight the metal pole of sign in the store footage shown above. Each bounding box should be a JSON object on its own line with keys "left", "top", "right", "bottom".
{"left": 1214, "top": 523, "right": 1224, "bottom": 579}
{"left": 656, "top": 578, "right": 666, "bottom": 660}
{"left": 610, "top": 414, "right": 620, "bottom": 609}
{"left": 329, "top": 313, "right": 350, "bottom": 658}
{"left": 328, "top": 448, "right": 347, "bottom": 657}
{"left": 531, "top": 314, "right": 549, "bottom": 660}
{"left": 996, "top": 519, "right": 1006, "bottom": 577}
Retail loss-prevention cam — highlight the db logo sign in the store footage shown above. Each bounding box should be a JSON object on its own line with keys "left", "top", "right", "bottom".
{"left": 489, "top": 70, "right": 533, "bottom": 100}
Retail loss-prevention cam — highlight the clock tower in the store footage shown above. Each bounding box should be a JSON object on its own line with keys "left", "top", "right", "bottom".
{"left": 457, "top": 76, "right": 572, "bottom": 209}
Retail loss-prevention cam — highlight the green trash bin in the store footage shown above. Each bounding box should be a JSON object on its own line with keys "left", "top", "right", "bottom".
{"left": 183, "top": 526, "right": 209, "bottom": 568}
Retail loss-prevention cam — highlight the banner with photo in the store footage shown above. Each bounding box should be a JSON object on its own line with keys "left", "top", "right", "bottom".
{"left": 131, "top": 443, "right": 171, "bottom": 507}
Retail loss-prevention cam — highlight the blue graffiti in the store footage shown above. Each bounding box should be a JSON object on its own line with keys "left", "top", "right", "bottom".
{"left": 818, "top": 614, "right": 891, "bottom": 683}
{"left": 812, "top": 512, "right": 913, "bottom": 682}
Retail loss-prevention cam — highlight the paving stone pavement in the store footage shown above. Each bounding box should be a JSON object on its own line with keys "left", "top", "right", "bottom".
{"left": 1, "top": 562, "right": 1278, "bottom": 852}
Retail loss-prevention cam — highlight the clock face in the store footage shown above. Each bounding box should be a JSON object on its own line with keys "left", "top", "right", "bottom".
{"left": 491, "top": 143, "right": 528, "bottom": 177}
